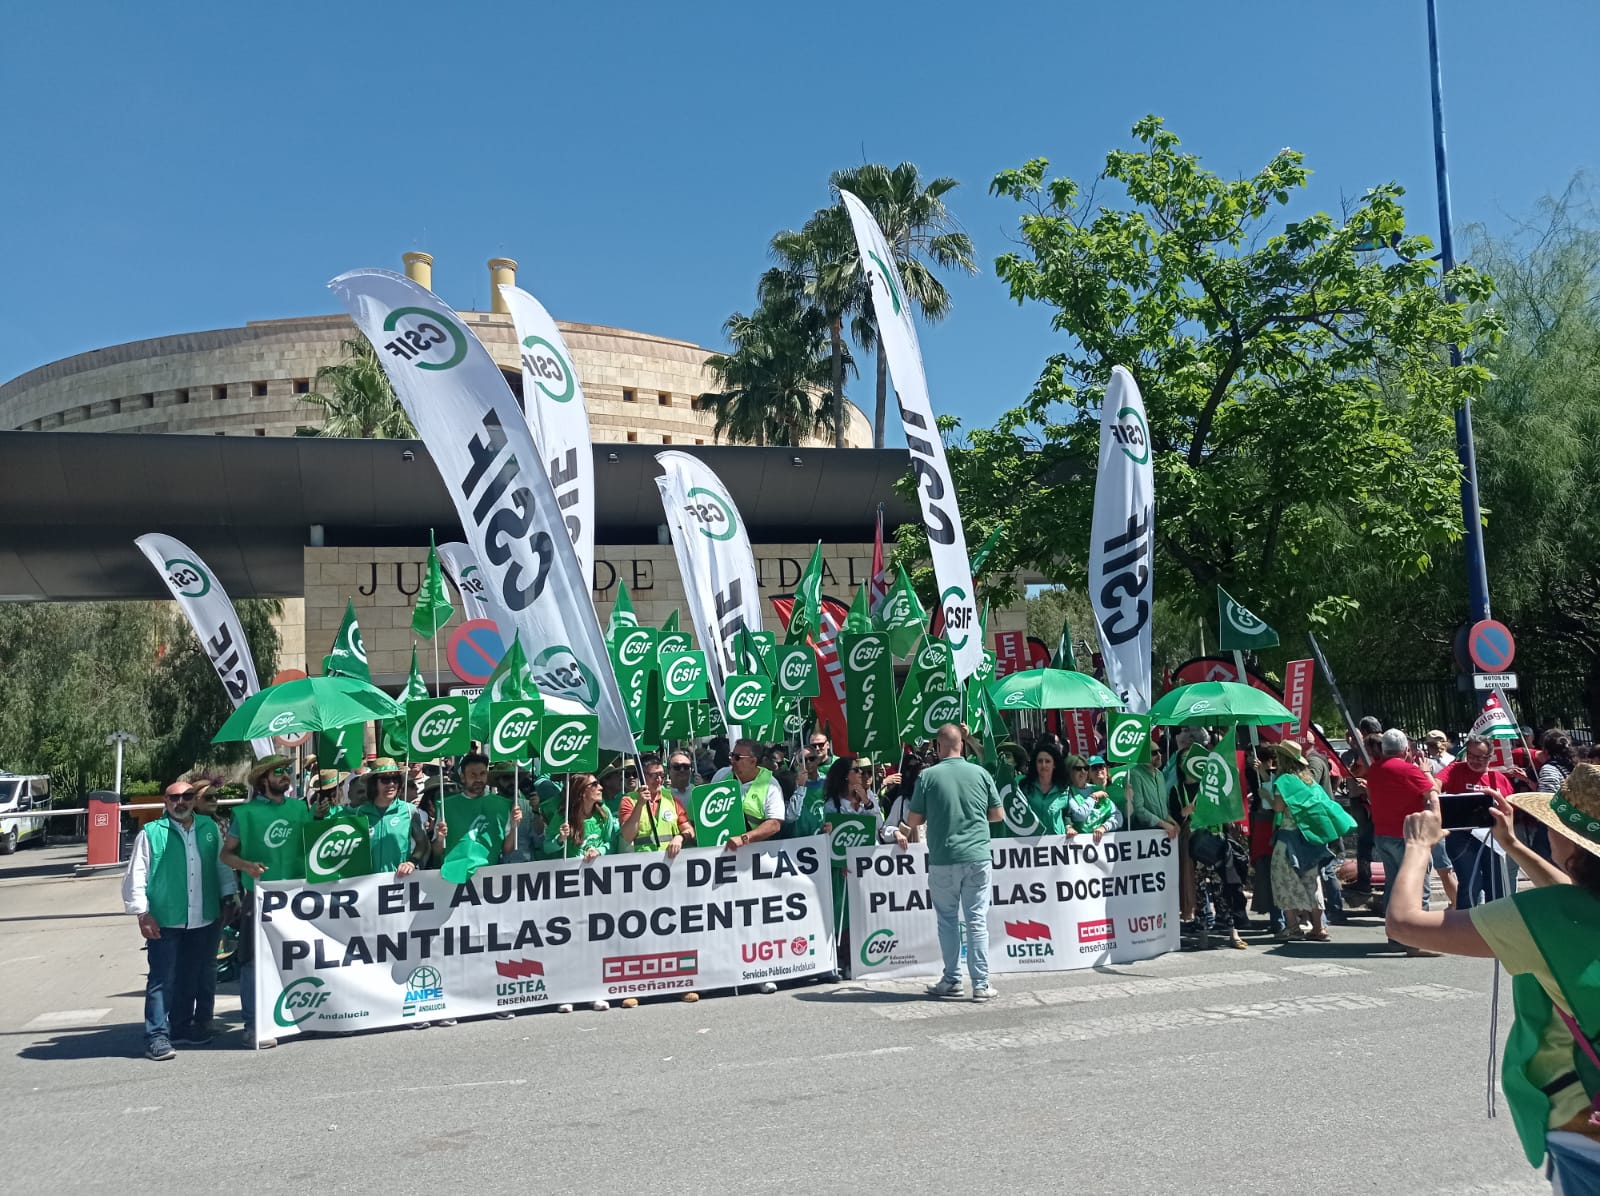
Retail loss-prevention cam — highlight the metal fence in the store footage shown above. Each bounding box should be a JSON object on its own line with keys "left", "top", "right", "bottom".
{"left": 1341, "top": 674, "right": 1593, "bottom": 743}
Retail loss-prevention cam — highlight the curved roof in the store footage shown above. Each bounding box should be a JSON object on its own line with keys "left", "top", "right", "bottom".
{"left": 0, "top": 432, "right": 916, "bottom": 601}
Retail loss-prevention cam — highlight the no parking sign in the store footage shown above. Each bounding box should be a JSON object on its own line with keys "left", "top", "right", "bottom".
{"left": 446, "top": 619, "right": 505, "bottom": 686}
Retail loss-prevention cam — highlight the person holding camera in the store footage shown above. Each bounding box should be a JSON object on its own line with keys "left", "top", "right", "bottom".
{"left": 1387, "top": 765, "right": 1600, "bottom": 1190}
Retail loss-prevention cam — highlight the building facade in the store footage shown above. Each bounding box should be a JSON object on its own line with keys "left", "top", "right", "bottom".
{"left": 0, "top": 253, "right": 872, "bottom": 447}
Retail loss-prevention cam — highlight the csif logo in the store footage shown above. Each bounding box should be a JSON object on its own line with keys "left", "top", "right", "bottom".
{"left": 1109, "top": 719, "right": 1145, "bottom": 759}
{"left": 457, "top": 564, "right": 485, "bottom": 596}
{"left": 922, "top": 693, "right": 962, "bottom": 735}
{"left": 780, "top": 651, "right": 811, "bottom": 688}
{"left": 662, "top": 653, "right": 704, "bottom": 698}
{"left": 1109, "top": 405, "right": 1150, "bottom": 465}
{"left": 1001, "top": 691, "right": 1029, "bottom": 708}
{"left": 273, "top": 976, "right": 330, "bottom": 1027}
{"left": 163, "top": 557, "right": 211, "bottom": 598}
{"left": 1224, "top": 597, "right": 1266, "bottom": 636}
{"left": 829, "top": 820, "right": 874, "bottom": 855}
{"left": 858, "top": 928, "right": 900, "bottom": 968}
{"left": 263, "top": 819, "right": 295, "bottom": 850}
{"left": 866, "top": 249, "right": 903, "bottom": 316}
{"left": 683, "top": 486, "right": 738, "bottom": 541}
{"left": 847, "top": 638, "right": 886, "bottom": 671}
{"left": 267, "top": 711, "right": 297, "bottom": 733}
{"left": 915, "top": 641, "right": 948, "bottom": 675}
{"left": 380, "top": 305, "right": 467, "bottom": 370}
{"left": 542, "top": 718, "right": 595, "bottom": 770}
{"left": 306, "top": 823, "right": 364, "bottom": 881}
{"left": 519, "top": 335, "right": 575, "bottom": 402}
{"left": 492, "top": 704, "right": 540, "bottom": 757}
{"left": 880, "top": 591, "right": 912, "bottom": 624}
{"left": 940, "top": 586, "right": 973, "bottom": 650}
{"left": 345, "top": 620, "right": 367, "bottom": 664}
{"left": 410, "top": 701, "right": 464, "bottom": 756}
{"left": 1002, "top": 786, "right": 1040, "bottom": 836}
{"left": 530, "top": 644, "right": 600, "bottom": 708}
{"left": 616, "top": 629, "right": 653, "bottom": 669}
{"left": 726, "top": 679, "right": 766, "bottom": 722}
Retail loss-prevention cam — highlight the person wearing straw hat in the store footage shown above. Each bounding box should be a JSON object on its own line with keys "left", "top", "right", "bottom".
{"left": 122, "top": 781, "right": 238, "bottom": 1060}
{"left": 1387, "top": 764, "right": 1600, "bottom": 1188}
{"left": 350, "top": 758, "right": 427, "bottom": 876}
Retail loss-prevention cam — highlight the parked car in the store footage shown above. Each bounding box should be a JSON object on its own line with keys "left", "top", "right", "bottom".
{"left": 0, "top": 774, "right": 52, "bottom": 854}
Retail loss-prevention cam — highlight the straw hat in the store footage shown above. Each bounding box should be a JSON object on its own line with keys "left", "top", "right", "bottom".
{"left": 1511, "top": 763, "right": 1600, "bottom": 860}
{"left": 246, "top": 755, "right": 293, "bottom": 786}
{"left": 311, "top": 769, "right": 351, "bottom": 792}
{"left": 367, "top": 757, "right": 403, "bottom": 777}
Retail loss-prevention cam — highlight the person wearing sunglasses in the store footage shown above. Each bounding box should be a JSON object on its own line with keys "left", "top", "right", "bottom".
{"left": 621, "top": 755, "right": 690, "bottom": 858}
{"left": 123, "top": 781, "right": 238, "bottom": 1060}
{"left": 220, "top": 754, "right": 332, "bottom": 1049}
{"left": 709, "top": 738, "right": 786, "bottom": 854}
{"left": 666, "top": 752, "right": 697, "bottom": 809}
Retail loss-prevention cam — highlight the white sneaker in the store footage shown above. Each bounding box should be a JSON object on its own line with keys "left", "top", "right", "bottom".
{"left": 557, "top": 1004, "right": 574, "bottom": 1014}
{"left": 926, "top": 978, "right": 963, "bottom": 998}
{"left": 591, "top": 1000, "right": 610, "bottom": 1011}
{"left": 971, "top": 984, "right": 998, "bottom": 1002}
{"left": 758, "top": 982, "right": 778, "bottom": 995}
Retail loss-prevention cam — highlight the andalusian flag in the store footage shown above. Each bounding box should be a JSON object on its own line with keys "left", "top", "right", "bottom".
{"left": 411, "top": 532, "right": 455, "bottom": 638}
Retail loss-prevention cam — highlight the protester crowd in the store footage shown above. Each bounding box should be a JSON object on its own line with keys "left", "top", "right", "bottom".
{"left": 121, "top": 712, "right": 1596, "bottom": 1064}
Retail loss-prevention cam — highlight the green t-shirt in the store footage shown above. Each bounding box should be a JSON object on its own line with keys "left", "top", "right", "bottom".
{"left": 230, "top": 796, "right": 315, "bottom": 892}
{"left": 543, "top": 809, "right": 619, "bottom": 857}
{"left": 1021, "top": 782, "right": 1069, "bottom": 836}
{"left": 352, "top": 800, "right": 422, "bottom": 873}
{"left": 909, "top": 757, "right": 1001, "bottom": 866}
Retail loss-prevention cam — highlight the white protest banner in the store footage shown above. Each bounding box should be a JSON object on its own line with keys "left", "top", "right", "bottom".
{"left": 1088, "top": 366, "right": 1155, "bottom": 712}
{"left": 653, "top": 452, "right": 764, "bottom": 734}
{"left": 839, "top": 190, "right": 981, "bottom": 682}
{"left": 253, "top": 838, "right": 835, "bottom": 1043}
{"left": 499, "top": 285, "right": 596, "bottom": 585}
{"left": 844, "top": 831, "right": 1178, "bottom": 979}
{"left": 328, "top": 269, "right": 633, "bottom": 752}
{"left": 134, "top": 533, "right": 272, "bottom": 759}
{"left": 436, "top": 541, "right": 505, "bottom": 628}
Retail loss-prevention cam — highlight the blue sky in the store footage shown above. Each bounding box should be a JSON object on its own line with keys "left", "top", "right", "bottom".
{"left": 3, "top": 1, "right": 1596, "bottom": 439}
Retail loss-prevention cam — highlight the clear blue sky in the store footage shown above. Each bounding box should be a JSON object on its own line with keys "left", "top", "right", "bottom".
{"left": 3, "top": 1, "right": 1596, "bottom": 438}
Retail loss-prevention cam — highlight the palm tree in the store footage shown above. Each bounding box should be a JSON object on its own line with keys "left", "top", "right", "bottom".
{"left": 695, "top": 291, "right": 841, "bottom": 446}
{"left": 830, "top": 163, "right": 977, "bottom": 448}
{"left": 766, "top": 206, "right": 868, "bottom": 448}
{"left": 300, "top": 337, "right": 416, "bottom": 439}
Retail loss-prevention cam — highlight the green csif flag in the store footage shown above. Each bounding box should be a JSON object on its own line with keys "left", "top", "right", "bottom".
{"left": 1217, "top": 586, "right": 1279, "bottom": 651}
{"left": 874, "top": 563, "right": 927, "bottom": 658}
{"left": 316, "top": 721, "right": 364, "bottom": 773}
{"left": 304, "top": 810, "right": 373, "bottom": 883}
{"left": 686, "top": 777, "right": 745, "bottom": 847}
{"left": 607, "top": 580, "right": 639, "bottom": 643}
{"left": 380, "top": 648, "right": 429, "bottom": 758}
{"left": 789, "top": 542, "right": 825, "bottom": 639}
{"left": 469, "top": 634, "right": 531, "bottom": 740}
{"left": 1051, "top": 616, "right": 1077, "bottom": 672}
{"left": 440, "top": 822, "right": 496, "bottom": 885}
{"left": 1189, "top": 727, "right": 1246, "bottom": 829}
{"left": 323, "top": 599, "right": 370, "bottom": 683}
{"left": 840, "top": 585, "right": 899, "bottom": 761}
{"left": 411, "top": 532, "right": 455, "bottom": 638}
{"left": 968, "top": 523, "right": 1006, "bottom": 577}
{"left": 897, "top": 637, "right": 957, "bottom": 745}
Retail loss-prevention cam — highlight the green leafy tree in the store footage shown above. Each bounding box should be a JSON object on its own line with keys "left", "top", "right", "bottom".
{"left": 903, "top": 117, "right": 1498, "bottom": 645}
{"left": 830, "top": 163, "right": 978, "bottom": 447}
{"left": 765, "top": 207, "right": 867, "bottom": 448}
{"left": 301, "top": 337, "right": 416, "bottom": 439}
{"left": 696, "top": 290, "right": 841, "bottom": 445}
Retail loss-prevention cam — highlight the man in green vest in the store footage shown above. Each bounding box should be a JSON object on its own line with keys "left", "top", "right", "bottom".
{"left": 620, "top": 754, "right": 691, "bottom": 857}
{"left": 121, "top": 781, "right": 237, "bottom": 1060}
{"left": 431, "top": 752, "right": 521, "bottom": 866}
{"left": 220, "top": 754, "right": 331, "bottom": 1049}
{"left": 710, "top": 737, "right": 787, "bottom": 993}
{"left": 349, "top": 758, "right": 427, "bottom": 876}
{"left": 1387, "top": 763, "right": 1600, "bottom": 1187}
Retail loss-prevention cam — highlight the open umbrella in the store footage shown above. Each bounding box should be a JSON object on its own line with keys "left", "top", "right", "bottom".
{"left": 1147, "top": 680, "right": 1295, "bottom": 727}
{"left": 987, "top": 668, "right": 1123, "bottom": 711}
{"left": 212, "top": 675, "right": 405, "bottom": 744}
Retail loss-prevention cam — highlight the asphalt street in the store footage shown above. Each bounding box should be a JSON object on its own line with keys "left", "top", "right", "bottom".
{"left": 0, "top": 844, "right": 1549, "bottom": 1195}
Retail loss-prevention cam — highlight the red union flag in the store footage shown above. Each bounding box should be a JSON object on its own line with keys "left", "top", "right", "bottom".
{"left": 995, "top": 631, "right": 1028, "bottom": 678}
{"left": 1065, "top": 709, "right": 1099, "bottom": 758}
{"left": 771, "top": 594, "right": 852, "bottom": 756}
{"left": 1283, "top": 659, "right": 1314, "bottom": 737}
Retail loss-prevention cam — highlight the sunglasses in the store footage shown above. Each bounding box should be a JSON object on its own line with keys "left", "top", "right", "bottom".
{"left": 852, "top": 767, "right": 871, "bottom": 774}
{"left": 732, "top": 753, "right": 755, "bottom": 761}
{"left": 271, "top": 766, "right": 291, "bottom": 776}
{"left": 670, "top": 763, "right": 692, "bottom": 770}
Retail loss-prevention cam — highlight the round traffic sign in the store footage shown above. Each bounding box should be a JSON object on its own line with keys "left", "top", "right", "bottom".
{"left": 268, "top": 669, "right": 312, "bottom": 747}
{"left": 1467, "top": 619, "right": 1516, "bottom": 673}
{"left": 446, "top": 618, "right": 505, "bottom": 685}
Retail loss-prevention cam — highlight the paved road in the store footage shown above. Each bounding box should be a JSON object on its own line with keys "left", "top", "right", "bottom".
{"left": 0, "top": 844, "right": 1549, "bottom": 1194}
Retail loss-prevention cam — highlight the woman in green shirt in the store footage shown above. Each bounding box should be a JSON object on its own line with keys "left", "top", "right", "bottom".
{"left": 1065, "top": 755, "right": 1124, "bottom": 840}
{"left": 544, "top": 773, "right": 619, "bottom": 861}
{"left": 1018, "top": 745, "right": 1072, "bottom": 837}
{"left": 1388, "top": 763, "right": 1600, "bottom": 1189}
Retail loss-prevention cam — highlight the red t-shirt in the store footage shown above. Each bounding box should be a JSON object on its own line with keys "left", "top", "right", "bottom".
{"left": 1436, "top": 761, "right": 1514, "bottom": 799}
{"left": 1366, "top": 757, "right": 1436, "bottom": 838}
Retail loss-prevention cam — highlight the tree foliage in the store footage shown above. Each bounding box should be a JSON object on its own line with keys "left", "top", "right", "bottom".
{"left": 300, "top": 336, "right": 416, "bottom": 439}
{"left": 901, "top": 117, "right": 1498, "bottom": 648}
{"left": 695, "top": 290, "right": 842, "bottom": 446}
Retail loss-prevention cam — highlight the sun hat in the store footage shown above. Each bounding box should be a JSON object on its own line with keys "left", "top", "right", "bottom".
{"left": 246, "top": 755, "right": 293, "bottom": 786}
{"left": 312, "top": 769, "right": 350, "bottom": 792}
{"left": 1425, "top": 730, "right": 1450, "bottom": 744}
{"left": 368, "top": 757, "right": 403, "bottom": 776}
{"left": 1275, "top": 739, "right": 1306, "bottom": 763}
{"left": 1511, "top": 763, "right": 1600, "bottom": 860}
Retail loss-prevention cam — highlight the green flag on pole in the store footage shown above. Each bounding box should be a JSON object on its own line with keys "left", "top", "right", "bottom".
{"left": 686, "top": 777, "right": 746, "bottom": 847}
{"left": 1189, "top": 728, "right": 1246, "bottom": 829}
{"left": 789, "top": 542, "right": 825, "bottom": 639}
{"left": 323, "top": 598, "right": 370, "bottom": 683}
{"left": 1217, "top": 586, "right": 1279, "bottom": 651}
{"left": 411, "top": 532, "right": 455, "bottom": 638}
{"left": 874, "top": 563, "right": 927, "bottom": 658}
{"left": 1051, "top": 616, "right": 1077, "bottom": 672}
{"left": 380, "top": 648, "right": 428, "bottom": 757}
{"left": 843, "top": 581, "right": 873, "bottom": 634}
{"left": 607, "top": 580, "right": 638, "bottom": 643}
{"left": 968, "top": 523, "right": 1006, "bottom": 577}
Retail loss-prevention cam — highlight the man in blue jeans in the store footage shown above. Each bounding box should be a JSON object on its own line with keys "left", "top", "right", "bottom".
{"left": 121, "top": 781, "right": 237, "bottom": 1060}
{"left": 896, "top": 724, "right": 1003, "bottom": 1001}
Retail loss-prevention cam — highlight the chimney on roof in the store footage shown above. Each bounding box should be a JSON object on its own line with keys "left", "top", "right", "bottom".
{"left": 402, "top": 251, "right": 434, "bottom": 291}
{"left": 488, "top": 258, "right": 517, "bottom": 313}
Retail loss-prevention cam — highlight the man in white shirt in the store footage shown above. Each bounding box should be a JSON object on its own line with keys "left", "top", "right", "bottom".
{"left": 121, "top": 781, "right": 238, "bottom": 1060}
{"left": 1422, "top": 730, "right": 1455, "bottom": 777}
{"left": 666, "top": 750, "right": 697, "bottom": 810}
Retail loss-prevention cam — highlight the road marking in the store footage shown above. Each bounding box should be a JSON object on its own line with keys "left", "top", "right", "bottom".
{"left": 0, "top": 955, "right": 44, "bottom": 966}
{"left": 1384, "top": 983, "right": 1479, "bottom": 1002}
{"left": 870, "top": 969, "right": 1287, "bottom": 1020}
{"left": 718, "top": 1045, "right": 915, "bottom": 1070}
{"left": 21, "top": 1008, "right": 111, "bottom": 1031}
{"left": 1283, "top": 963, "right": 1370, "bottom": 978}
{"left": 934, "top": 992, "right": 1394, "bottom": 1050}
{"left": 310, "top": 1079, "right": 528, "bottom": 1102}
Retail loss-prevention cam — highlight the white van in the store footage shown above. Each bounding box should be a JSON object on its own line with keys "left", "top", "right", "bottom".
{"left": 0, "top": 774, "right": 51, "bottom": 854}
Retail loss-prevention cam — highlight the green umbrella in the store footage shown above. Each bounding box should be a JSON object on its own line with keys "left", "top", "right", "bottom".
{"left": 987, "top": 668, "right": 1123, "bottom": 712}
{"left": 212, "top": 675, "right": 404, "bottom": 744}
{"left": 1147, "top": 681, "right": 1296, "bottom": 727}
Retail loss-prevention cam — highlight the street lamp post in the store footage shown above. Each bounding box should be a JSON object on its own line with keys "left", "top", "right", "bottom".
{"left": 1426, "top": 0, "right": 1492, "bottom": 623}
